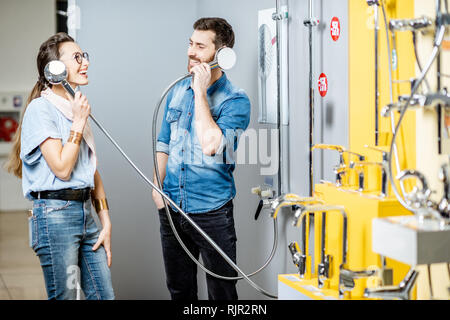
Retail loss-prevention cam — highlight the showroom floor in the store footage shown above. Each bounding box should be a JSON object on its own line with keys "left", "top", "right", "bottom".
{"left": 0, "top": 211, "right": 46, "bottom": 300}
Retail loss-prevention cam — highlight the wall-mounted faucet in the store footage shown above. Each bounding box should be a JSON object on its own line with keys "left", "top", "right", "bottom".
{"left": 389, "top": 16, "right": 433, "bottom": 32}
{"left": 382, "top": 89, "right": 450, "bottom": 116}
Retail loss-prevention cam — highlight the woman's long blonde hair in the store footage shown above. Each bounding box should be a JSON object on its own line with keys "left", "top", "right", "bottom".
{"left": 4, "top": 32, "right": 74, "bottom": 178}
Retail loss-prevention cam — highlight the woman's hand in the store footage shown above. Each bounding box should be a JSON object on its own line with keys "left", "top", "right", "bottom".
{"left": 66, "top": 91, "right": 90, "bottom": 132}
{"left": 92, "top": 211, "right": 112, "bottom": 267}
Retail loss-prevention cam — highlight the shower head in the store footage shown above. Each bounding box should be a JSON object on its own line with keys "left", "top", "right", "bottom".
{"left": 210, "top": 47, "right": 237, "bottom": 71}
{"left": 44, "top": 60, "right": 67, "bottom": 84}
{"left": 43, "top": 60, "right": 76, "bottom": 97}
{"left": 258, "top": 23, "right": 274, "bottom": 79}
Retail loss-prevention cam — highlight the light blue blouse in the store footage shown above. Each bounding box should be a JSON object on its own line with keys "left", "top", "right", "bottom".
{"left": 20, "top": 97, "right": 96, "bottom": 200}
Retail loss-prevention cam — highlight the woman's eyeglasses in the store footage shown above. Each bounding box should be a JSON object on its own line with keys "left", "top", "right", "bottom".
{"left": 73, "top": 52, "right": 89, "bottom": 64}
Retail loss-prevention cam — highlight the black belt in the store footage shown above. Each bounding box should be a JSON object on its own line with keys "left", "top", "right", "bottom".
{"left": 31, "top": 188, "right": 91, "bottom": 201}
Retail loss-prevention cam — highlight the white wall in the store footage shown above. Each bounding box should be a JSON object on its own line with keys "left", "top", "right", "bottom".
{"left": 0, "top": 0, "right": 56, "bottom": 91}
{"left": 0, "top": 0, "right": 56, "bottom": 211}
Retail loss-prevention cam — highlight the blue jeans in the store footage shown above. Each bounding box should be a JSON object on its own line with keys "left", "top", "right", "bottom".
{"left": 29, "top": 199, "right": 114, "bottom": 300}
{"left": 158, "top": 200, "right": 238, "bottom": 300}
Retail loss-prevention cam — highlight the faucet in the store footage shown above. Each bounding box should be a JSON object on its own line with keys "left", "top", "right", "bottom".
{"left": 382, "top": 89, "right": 450, "bottom": 116}
{"left": 318, "top": 211, "right": 333, "bottom": 288}
{"left": 251, "top": 184, "right": 275, "bottom": 220}
{"left": 364, "top": 145, "right": 390, "bottom": 196}
{"left": 349, "top": 161, "right": 366, "bottom": 192}
{"left": 437, "top": 162, "right": 450, "bottom": 219}
{"left": 388, "top": 16, "right": 433, "bottom": 32}
{"left": 396, "top": 169, "right": 444, "bottom": 221}
{"left": 291, "top": 204, "right": 348, "bottom": 287}
{"left": 339, "top": 268, "right": 377, "bottom": 297}
{"left": 364, "top": 268, "right": 419, "bottom": 300}
{"left": 350, "top": 161, "right": 388, "bottom": 196}
{"left": 291, "top": 206, "right": 309, "bottom": 278}
{"left": 288, "top": 241, "right": 307, "bottom": 278}
{"left": 312, "top": 144, "right": 365, "bottom": 187}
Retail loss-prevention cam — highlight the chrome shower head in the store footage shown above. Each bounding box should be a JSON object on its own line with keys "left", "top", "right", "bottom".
{"left": 43, "top": 60, "right": 76, "bottom": 97}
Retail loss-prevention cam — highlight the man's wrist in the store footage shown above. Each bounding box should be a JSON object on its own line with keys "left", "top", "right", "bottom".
{"left": 193, "top": 88, "right": 207, "bottom": 99}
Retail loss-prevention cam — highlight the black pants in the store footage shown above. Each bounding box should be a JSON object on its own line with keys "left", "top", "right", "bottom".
{"left": 158, "top": 200, "right": 238, "bottom": 300}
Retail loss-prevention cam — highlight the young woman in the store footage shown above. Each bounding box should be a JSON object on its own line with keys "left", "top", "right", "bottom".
{"left": 5, "top": 32, "right": 114, "bottom": 300}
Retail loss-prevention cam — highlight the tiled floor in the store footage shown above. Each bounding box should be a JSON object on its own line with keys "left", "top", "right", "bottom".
{"left": 0, "top": 211, "right": 47, "bottom": 300}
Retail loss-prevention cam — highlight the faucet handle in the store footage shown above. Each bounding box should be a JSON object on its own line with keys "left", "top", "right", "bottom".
{"left": 364, "top": 145, "right": 389, "bottom": 161}
{"left": 438, "top": 163, "right": 450, "bottom": 218}
{"left": 397, "top": 170, "right": 432, "bottom": 208}
{"left": 288, "top": 241, "right": 306, "bottom": 277}
{"left": 251, "top": 184, "right": 275, "bottom": 220}
{"left": 254, "top": 199, "right": 264, "bottom": 221}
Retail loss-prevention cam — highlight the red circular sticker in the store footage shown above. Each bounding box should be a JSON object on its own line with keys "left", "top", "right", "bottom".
{"left": 318, "top": 73, "right": 328, "bottom": 97}
{"left": 330, "top": 17, "right": 340, "bottom": 41}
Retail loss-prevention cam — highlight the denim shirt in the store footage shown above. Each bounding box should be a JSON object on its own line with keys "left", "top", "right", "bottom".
{"left": 156, "top": 72, "right": 251, "bottom": 213}
{"left": 20, "top": 97, "right": 96, "bottom": 200}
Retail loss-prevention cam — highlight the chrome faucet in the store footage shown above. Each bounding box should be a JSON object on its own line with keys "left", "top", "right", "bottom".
{"left": 396, "top": 170, "right": 444, "bottom": 221}
{"left": 292, "top": 206, "right": 308, "bottom": 278}
{"left": 350, "top": 161, "right": 387, "bottom": 196}
{"left": 292, "top": 204, "right": 348, "bottom": 287}
{"left": 251, "top": 184, "right": 275, "bottom": 220}
{"left": 318, "top": 211, "right": 333, "bottom": 288}
{"left": 382, "top": 89, "right": 450, "bottom": 116}
{"left": 437, "top": 162, "right": 450, "bottom": 219}
{"left": 339, "top": 268, "right": 377, "bottom": 297}
{"left": 364, "top": 268, "right": 419, "bottom": 300}
{"left": 312, "top": 144, "right": 365, "bottom": 187}
{"left": 288, "top": 241, "right": 306, "bottom": 277}
{"left": 365, "top": 145, "right": 390, "bottom": 197}
{"left": 389, "top": 16, "right": 433, "bottom": 32}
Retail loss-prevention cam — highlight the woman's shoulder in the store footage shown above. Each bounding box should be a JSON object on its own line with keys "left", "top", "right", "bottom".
{"left": 27, "top": 96, "right": 52, "bottom": 109}
{"left": 25, "top": 96, "right": 56, "bottom": 117}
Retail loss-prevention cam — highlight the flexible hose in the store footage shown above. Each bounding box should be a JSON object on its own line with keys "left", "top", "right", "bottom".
{"left": 381, "top": 1, "right": 407, "bottom": 197}
{"left": 388, "top": 25, "right": 446, "bottom": 213}
{"left": 89, "top": 107, "right": 277, "bottom": 298}
{"left": 412, "top": 31, "right": 432, "bottom": 93}
{"left": 151, "top": 74, "right": 278, "bottom": 298}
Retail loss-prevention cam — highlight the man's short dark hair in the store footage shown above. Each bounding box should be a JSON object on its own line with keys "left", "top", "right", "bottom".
{"left": 193, "top": 17, "right": 235, "bottom": 49}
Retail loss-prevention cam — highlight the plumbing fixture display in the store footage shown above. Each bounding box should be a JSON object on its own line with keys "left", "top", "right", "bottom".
{"left": 278, "top": 0, "right": 449, "bottom": 300}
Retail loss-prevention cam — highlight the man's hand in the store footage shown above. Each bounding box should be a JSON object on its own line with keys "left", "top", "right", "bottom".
{"left": 153, "top": 189, "right": 165, "bottom": 210}
{"left": 191, "top": 62, "right": 211, "bottom": 96}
